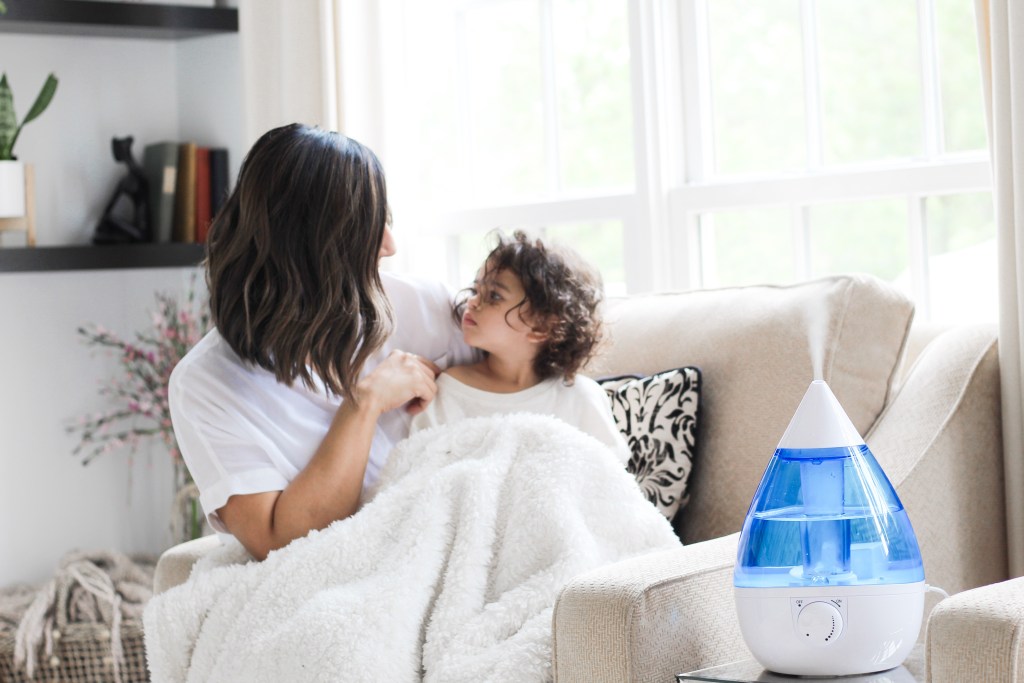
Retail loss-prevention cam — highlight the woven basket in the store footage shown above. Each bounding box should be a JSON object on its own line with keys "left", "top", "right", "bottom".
{"left": 0, "top": 619, "right": 149, "bottom": 682}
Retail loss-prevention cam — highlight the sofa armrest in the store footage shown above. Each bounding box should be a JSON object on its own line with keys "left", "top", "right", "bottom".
{"left": 926, "top": 578, "right": 1024, "bottom": 682}
{"left": 552, "top": 533, "right": 747, "bottom": 683}
{"left": 153, "top": 534, "right": 220, "bottom": 594}
{"left": 865, "top": 324, "right": 1006, "bottom": 597}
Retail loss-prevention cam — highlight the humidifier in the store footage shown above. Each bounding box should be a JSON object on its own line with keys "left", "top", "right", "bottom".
{"left": 734, "top": 380, "right": 926, "bottom": 677}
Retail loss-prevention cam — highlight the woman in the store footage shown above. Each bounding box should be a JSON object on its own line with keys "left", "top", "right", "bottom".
{"left": 169, "top": 124, "right": 475, "bottom": 560}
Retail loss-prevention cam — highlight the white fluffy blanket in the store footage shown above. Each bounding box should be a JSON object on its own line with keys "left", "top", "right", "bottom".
{"left": 143, "top": 414, "right": 680, "bottom": 682}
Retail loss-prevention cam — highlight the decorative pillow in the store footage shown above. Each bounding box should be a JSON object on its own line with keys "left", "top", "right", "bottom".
{"left": 599, "top": 367, "right": 701, "bottom": 521}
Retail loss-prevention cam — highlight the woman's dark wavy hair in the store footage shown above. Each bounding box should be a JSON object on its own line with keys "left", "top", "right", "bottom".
{"left": 455, "top": 230, "right": 604, "bottom": 383}
{"left": 205, "top": 123, "right": 393, "bottom": 400}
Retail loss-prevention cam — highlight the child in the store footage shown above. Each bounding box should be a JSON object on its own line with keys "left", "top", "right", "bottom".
{"left": 411, "top": 230, "right": 629, "bottom": 463}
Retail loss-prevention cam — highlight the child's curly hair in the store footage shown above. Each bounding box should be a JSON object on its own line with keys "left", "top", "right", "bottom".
{"left": 454, "top": 230, "right": 604, "bottom": 383}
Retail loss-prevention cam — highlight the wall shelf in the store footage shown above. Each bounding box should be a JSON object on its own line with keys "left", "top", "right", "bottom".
{"left": 0, "top": 1, "right": 238, "bottom": 40}
{"left": 0, "top": 1, "right": 232, "bottom": 271}
{"left": 0, "top": 243, "right": 205, "bottom": 273}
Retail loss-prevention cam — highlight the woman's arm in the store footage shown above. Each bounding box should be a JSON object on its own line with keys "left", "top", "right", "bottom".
{"left": 218, "top": 351, "right": 439, "bottom": 561}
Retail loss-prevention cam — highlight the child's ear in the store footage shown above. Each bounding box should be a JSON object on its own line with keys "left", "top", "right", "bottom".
{"left": 527, "top": 314, "right": 558, "bottom": 343}
{"left": 526, "top": 328, "right": 548, "bottom": 344}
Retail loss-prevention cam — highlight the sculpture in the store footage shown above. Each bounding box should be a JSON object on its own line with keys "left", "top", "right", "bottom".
{"left": 93, "top": 136, "right": 151, "bottom": 244}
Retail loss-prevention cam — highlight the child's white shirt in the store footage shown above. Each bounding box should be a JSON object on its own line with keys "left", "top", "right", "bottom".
{"left": 410, "top": 373, "right": 630, "bottom": 464}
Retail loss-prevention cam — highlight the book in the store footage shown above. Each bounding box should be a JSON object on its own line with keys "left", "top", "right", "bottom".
{"left": 142, "top": 141, "right": 179, "bottom": 243}
{"left": 194, "top": 146, "right": 211, "bottom": 244}
{"left": 172, "top": 142, "right": 197, "bottom": 243}
{"left": 209, "top": 147, "right": 229, "bottom": 220}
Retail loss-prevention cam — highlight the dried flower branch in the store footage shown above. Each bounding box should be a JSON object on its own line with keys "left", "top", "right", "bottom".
{"left": 69, "top": 277, "right": 210, "bottom": 469}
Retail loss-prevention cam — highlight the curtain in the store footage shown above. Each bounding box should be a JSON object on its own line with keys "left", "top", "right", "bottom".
{"left": 976, "top": 0, "right": 1024, "bottom": 578}
{"left": 235, "top": 0, "right": 331, "bottom": 142}
{"left": 321, "top": 0, "right": 390, "bottom": 157}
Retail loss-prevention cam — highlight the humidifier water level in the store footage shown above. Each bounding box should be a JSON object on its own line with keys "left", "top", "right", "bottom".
{"left": 734, "top": 380, "right": 926, "bottom": 677}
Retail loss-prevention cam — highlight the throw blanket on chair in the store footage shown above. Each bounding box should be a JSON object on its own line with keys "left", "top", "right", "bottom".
{"left": 143, "top": 414, "right": 681, "bottom": 682}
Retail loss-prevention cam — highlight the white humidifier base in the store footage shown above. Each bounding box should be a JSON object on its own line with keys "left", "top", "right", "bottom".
{"left": 734, "top": 582, "right": 925, "bottom": 676}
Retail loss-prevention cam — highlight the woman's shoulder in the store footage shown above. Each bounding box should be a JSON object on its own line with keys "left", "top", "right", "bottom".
{"left": 382, "top": 271, "right": 452, "bottom": 310}
{"left": 170, "top": 329, "right": 223, "bottom": 384}
{"left": 381, "top": 271, "right": 463, "bottom": 343}
{"left": 170, "top": 330, "right": 272, "bottom": 399}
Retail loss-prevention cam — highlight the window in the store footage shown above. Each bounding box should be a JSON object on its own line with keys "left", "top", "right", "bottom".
{"left": 354, "top": 0, "right": 992, "bottom": 320}
{"left": 366, "top": 0, "right": 635, "bottom": 295}
{"left": 674, "top": 0, "right": 993, "bottom": 321}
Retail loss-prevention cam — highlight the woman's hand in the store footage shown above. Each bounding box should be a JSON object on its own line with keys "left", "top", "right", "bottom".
{"left": 220, "top": 350, "right": 442, "bottom": 560}
{"left": 356, "top": 350, "right": 441, "bottom": 416}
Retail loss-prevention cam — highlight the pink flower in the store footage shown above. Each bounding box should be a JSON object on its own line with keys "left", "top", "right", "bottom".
{"left": 72, "top": 278, "right": 210, "bottom": 468}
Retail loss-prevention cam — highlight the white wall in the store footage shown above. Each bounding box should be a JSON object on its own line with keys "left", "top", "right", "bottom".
{"left": 177, "top": 33, "right": 245, "bottom": 182}
{"left": 0, "top": 268, "right": 202, "bottom": 586}
{"left": 0, "top": 30, "right": 242, "bottom": 587}
{"left": 0, "top": 0, "right": 335, "bottom": 587}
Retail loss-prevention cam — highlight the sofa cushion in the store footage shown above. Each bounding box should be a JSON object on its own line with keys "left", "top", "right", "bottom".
{"left": 600, "top": 367, "right": 701, "bottom": 521}
{"left": 586, "top": 274, "right": 914, "bottom": 544}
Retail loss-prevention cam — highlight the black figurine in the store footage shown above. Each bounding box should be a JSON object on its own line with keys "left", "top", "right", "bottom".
{"left": 93, "top": 136, "right": 151, "bottom": 244}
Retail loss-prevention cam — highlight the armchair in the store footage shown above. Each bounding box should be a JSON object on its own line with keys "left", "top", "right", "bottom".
{"left": 154, "top": 275, "right": 1009, "bottom": 682}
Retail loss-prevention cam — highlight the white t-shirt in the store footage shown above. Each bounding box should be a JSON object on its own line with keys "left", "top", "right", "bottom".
{"left": 168, "top": 272, "right": 476, "bottom": 532}
{"left": 410, "top": 373, "right": 630, "bottom": 464}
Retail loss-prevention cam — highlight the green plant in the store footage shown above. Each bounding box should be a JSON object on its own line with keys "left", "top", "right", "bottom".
{"left": 0, "top": 72, "right": 58, "bottom": 160}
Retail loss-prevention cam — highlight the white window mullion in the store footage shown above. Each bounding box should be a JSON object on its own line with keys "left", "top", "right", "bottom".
{"left": 454, "top": 9, "right": 473, "bottom": 195}
{"left": 539, "top": 0, "right": 561, "bottom": 193}
{"left": 445, "top": 232, "right": 463, "bottom": 288}
{"left": 680, "top": 0, "right": 712, "bottom": 183}
{"left": 434, "top": 193, "right": 635, "bottom": 234}
{"left": 657, "top": 0, "right": 694, "bottom": 292}
{"left": 699, "top": 213, "right": 717, "bottom": 288}
{"left": 672, "top": 0, "right": 711, "bottom": 292}
{"left": 669, "top": 158, "right": 991, "bottom": 211}
{"left": 917, "top": 0, "right": 943, "bottom": 157}
{"left": 687, "top": 211, "right": 703, "bottom": 289}
{"left": 794, "top": 205, "right": 811, "bottom": 281}
{"left": 908, "top": 195, "right": 931, "bottom": 319}
{"left": 626, "top": 0, "right": 672, "bottom": 293}
{"left": 800, "top": 0, "right": 824, "bottom": 170}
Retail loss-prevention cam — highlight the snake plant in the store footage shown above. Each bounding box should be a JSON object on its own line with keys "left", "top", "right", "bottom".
{"left": 0, "top": 73, "right": 58, "bottom": 161}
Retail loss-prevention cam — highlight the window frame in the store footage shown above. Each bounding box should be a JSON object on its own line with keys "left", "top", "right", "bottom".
{"left": 666, "top": 0, "right": 993, "bottom": 319}
{"left": 358, "top": 0, "right": 992, "bottom": 320}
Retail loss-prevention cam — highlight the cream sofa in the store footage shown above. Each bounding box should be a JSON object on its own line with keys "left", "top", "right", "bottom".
{"left": 153, "top": 274, "right": 1012, "bottom": 681}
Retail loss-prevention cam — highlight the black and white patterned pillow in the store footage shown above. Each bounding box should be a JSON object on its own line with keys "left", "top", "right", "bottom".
{"left": 599, "top": 367, "right": 701, "bottom": 521}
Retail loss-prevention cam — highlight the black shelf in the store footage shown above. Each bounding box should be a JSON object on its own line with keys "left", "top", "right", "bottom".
{"left": 0, "top": 1, "right": 238, "bottom": 40}
{"left": 0, "top": 243, "right": 205, "bottom": 273}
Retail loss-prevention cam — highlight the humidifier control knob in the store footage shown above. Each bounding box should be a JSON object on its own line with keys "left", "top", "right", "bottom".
{"left": 796, "top": 600, "right": 844, "bottom": 645}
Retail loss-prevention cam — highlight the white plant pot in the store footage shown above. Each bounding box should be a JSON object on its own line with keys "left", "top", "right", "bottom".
{"left": 0, "top": 161, "right": 26, "bottom": 218}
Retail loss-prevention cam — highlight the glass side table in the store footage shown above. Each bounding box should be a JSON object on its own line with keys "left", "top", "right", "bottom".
{"left": 677, "top": 644, "right": 924, "bottom": 683}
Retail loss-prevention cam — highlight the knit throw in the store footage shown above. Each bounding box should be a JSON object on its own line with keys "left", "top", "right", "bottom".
{"left": 0, "top": 550, "right": 154, "bottom": 682}
{"left": 145, "top": 414, "right": 681, "bottom": 682}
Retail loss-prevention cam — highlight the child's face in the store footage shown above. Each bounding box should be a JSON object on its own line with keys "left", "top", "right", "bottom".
{"left": 462, "top": 266, "right": 546, "bottom": 359}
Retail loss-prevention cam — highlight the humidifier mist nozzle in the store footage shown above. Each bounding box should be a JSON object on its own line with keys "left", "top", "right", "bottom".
{"left": 777, "top": 379, "right": 864, "bottom": 450}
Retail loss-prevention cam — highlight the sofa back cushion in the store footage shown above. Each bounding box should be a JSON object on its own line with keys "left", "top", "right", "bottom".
{"left": 586, "top": 274, "right": 914, "bottom": 545}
